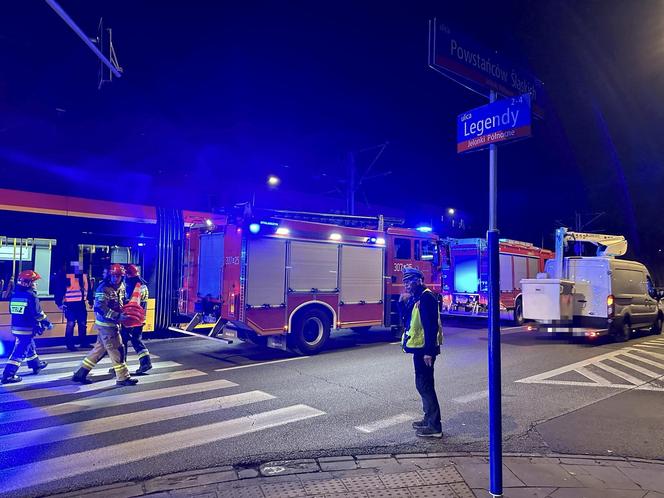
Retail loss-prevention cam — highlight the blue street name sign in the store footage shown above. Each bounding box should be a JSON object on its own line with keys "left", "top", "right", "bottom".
{"left": 457, "top": 94, "right": 532, "bottom": 153}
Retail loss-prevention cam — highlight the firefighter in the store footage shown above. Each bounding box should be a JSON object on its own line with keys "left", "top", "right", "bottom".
{"left": 400, "top": 267, "right": 444, "bottom": 438}
{"left": 72, "top": 264, "right": 138, "bottom": 386}
{"left": 1, "top": 270, "right": 51, "bottom": 384}
{"left": 121, "top": 264, "right": 152, "bottom": 374}
{"left": 55, "top": 261, "right": 94, "bottom": 351}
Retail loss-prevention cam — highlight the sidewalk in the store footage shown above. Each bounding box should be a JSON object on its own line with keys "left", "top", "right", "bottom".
{"left": 51, "top": 452, "right": 664, "bottom": 498}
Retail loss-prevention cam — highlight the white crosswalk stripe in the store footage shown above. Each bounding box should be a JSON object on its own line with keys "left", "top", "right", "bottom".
{"left": 2, "top": 378, "right": 239, "bottom": 423}
{"left": 355, "top": 412, "right": 418, "bottom": 433}
{"left": 0, "top": 347, "right": 327, "bottom": 496}
{"left": 1, "top": 352, "right": 161, "bottom": 369}
{"left": 0, "top": 369, "right": 206, "bottom": 404}
{"left": 0, "top": 391, "right": 276, "bottom": 451}
{"left": 0, "top": 405, "right": 324, "bottom": 493}
{"left": 516, "top": 338, "right": 664, "bottom": 390}
{"left": 1, "top": 360, "right": 181, "bottom": 388}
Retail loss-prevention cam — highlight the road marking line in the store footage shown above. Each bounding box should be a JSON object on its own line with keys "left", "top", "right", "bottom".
{"left": 620, "top": 352, "right": 664, "bottom": 370}
{"left": 1, "top": 378, "right": 238, "bottom": 424}
{"left": 1, "top": 361, "right": 181, "bottom": 388}
{"left": 575, "top": 367, "right": 612, "bottom": 386}
{"left": 594, "top": 361, "right": 643, "bottom": 385}
{"left": 10, "top": 355, "right": 163, "bottom": 372}
{"left": 452, "top": 390, "right": 489, "bottom": 403}
{"left": 2, "top": 352, "right": 161, "bottom": 367}
{"left": 518, "top": 379, "right": 632, "bottom": 387}
{"left": 632, "top": 348, "right": 664, "bottom": 361}
{"left": 214, "top": 356, "right": 309, "bottom": 371}
{"left": 0, "top": 404, "right": 325, "bottom": 493}
{"left": 2, "top": 391, "right": 275, "bottom": 450}
{"left": 610, "top": 356, "right": 664, "bottom": 379}
{"left": 0, "top": 369, "right": 207, "bottom": 404}
{"left": 355, "top": 412, "right": 418, "bottom": 433}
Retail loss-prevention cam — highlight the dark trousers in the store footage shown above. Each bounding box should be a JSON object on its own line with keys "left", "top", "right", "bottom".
{"left": 3, "top": 334, "right": 40, "bottom": 378}
{"left": 64, "top": 301, "right": 89, "bottom": 347}
{"left": 121, "top": 325, "right": 149, "bottom": 363}
{"left": 413, "top": 354, "right": 441, "bottom": 431}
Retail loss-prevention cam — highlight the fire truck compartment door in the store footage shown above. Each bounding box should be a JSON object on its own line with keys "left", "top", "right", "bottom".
{"left": 247, "top": 238, "right": 286, "bottom": 306}
{"left": 340, "top": 245, "right": 384, "bottom": 303}
{"left": 288, "top": 241, "right": 339, "bottom": 292}
{"left": 198, "top": 233, "right": 224, "bottom": 299}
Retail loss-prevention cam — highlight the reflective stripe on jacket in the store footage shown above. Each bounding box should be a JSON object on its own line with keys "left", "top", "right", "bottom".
{"left": 64, "top": 273, "right": 90, "bottom": 303}
{"left": 94, "top": 280, "right": 126, "bottom": 327}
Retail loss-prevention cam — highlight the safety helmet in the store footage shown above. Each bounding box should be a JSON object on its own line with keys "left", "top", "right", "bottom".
{"left": 18, "top": 270, "right": 41, "bottom": 284}
{"left": 108, "top": 264, "right": 126, "bottom": 277}
{"left": 402, "top": 267, "right": 424, "bottom": 282}
{"left": 125, "top": 264, "right": 140, "bottom": 277}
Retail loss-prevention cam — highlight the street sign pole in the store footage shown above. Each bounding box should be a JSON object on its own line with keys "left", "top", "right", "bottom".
{"left": 487, "top": 89, "right": 503, "bottom": 498}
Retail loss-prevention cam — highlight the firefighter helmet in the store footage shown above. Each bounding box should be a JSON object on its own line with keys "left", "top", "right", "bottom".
{"left": 108, "top": 264, "right": 126, "bottom": 277}
{"left": 125, "top": 264, "right": 140, "bottom": 277}
{"left": 17, "top": 270, "right": 41, "bottom": 284}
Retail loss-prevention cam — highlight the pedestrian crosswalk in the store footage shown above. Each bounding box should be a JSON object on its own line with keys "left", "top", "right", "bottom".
{"left": 516, "top": 337, "right": 664, "bottom": 391}
{"left": 0, "top": 349, "right": 326, "bottom": 496}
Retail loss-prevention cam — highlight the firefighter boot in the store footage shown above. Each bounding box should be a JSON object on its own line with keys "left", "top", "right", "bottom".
{"left": 72, "top": 367, "right": 92, "bottom": 384}
{"left": 135, "top": 355, "right": 152, "bottom": 375}
{"left": 32, "top": 361, "right": 48, "bottom": 375}
{"left": 1, "top": 374, "right": 22, "bottom": 384}
{"left": 116, "top": 377, "right": 139, "bottom": 387}
{"left": 108, "top": 367, "right": 116, "bottom": 377}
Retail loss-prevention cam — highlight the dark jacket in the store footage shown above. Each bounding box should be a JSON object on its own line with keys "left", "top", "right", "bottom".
{"left": 400, "top": 285, "right": 441, "bottom": 357}
{"left": 9, "top": 284, "right": 47, "bottom": 334}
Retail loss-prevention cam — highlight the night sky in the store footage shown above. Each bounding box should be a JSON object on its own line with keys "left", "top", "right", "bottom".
{"left": 1, "top": 2, "right": 663, "bottom": 277}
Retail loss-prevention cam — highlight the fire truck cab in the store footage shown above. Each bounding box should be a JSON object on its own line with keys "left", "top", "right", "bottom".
{"left": 176, "top": 212, "right": 443, "bottom": 354}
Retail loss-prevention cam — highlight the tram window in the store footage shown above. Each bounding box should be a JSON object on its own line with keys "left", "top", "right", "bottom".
{"left": 394, "top": 238, "right": 411, "bottom": 260}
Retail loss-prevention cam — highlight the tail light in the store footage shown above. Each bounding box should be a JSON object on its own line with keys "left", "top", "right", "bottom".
{"left": 607, "top": 294, "right": 614, "bottom": 318}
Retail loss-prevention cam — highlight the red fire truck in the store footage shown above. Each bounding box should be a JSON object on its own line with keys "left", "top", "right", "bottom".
{"left": 175, "top": 211, "right": 444, "bottom": 354}
{"left": 441, "top": 238, "right": 553, "bottom": 324}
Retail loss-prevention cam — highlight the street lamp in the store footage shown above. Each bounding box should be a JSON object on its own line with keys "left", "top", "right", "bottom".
{"left": 448, "top": 208, "right": 456, "bottom": 215}
{"left": 267, "top": 175, "right": 281, "bottom": 187}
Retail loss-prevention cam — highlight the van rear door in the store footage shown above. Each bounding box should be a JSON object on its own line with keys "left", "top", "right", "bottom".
{"left": 567, "top": 259, "right": 609, "bottom": 319}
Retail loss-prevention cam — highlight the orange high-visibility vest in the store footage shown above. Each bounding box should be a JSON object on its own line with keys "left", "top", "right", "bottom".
{"left": 64, "top": 273, "right": 90, "bottom": 303}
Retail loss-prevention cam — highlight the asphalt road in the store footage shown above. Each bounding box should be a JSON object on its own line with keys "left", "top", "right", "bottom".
{"left": 1, "top": 320, "right": 663, "bottom": 497}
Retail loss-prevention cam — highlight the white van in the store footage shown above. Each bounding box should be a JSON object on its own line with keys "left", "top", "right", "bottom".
{"left": 522, "top": 256, "right": 663, "bottom": 341}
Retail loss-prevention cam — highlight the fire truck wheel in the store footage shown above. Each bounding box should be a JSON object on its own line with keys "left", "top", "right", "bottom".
{"left": 513, "top": 299, "right": 524, "bottom": 326}
{"left": 291, "top": 308, "right": 331, "bottom": 355}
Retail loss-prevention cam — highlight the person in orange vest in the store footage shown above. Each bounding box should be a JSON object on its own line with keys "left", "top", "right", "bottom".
{"left": 55, "top": 261, "right": 94, "bottom": 351}
{"left": 120, "top": 264, "right": 152, "bottom": 374}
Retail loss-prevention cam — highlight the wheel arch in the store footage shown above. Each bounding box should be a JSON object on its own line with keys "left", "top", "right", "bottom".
{"left": 287, "top": 301, "right": 336, "bottom": 334}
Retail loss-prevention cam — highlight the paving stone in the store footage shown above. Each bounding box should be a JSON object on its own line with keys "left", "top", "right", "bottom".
{"left": 238, "top": 469, "right": 261, "bottom": 479}
{"left": 560, "top": 457, "right": 609, "bottom": 466}
{"left": 408, "top": 484, "right": 456, "bottom": 497}
{"left": 395, "top": 454, "right": 428, "bottom": 459}
{"left": 216, "top": 484, "right": 265, "bottom": 498}
{"left": 457, "top": 463, "right": 524, "bottom": 489}
{"left": 628, "top": 462, "right": 664, "bottom": 471}
{"left": 449, "top": 482, "right": 475, "bottom": 498}
{"left": 144, "top": 470, "right": 237, "bottom": 493}
{"left": 416, "top": 466, "right": 464, "bottom": 486}
{"left": 550, "top": 489, "right": 645, "bottom": 498}
{"left": 322, "top": 493, "right": 367, "bottom": 498}
{"left": 504, "top": 463, "right": 584, "bottom": 488}
{"left": 643, "top": 492, "right": 664, "bottom": 498}
{"left": 356, "top": 454, "right": 394, "bottom": 460}
{"left": 574, "top": 465, "right": 643, "bottom": 489}
{"left": 484, "top": 488, "right": 557, "bottom": 497}
{"left": 50, "top": 482, "right": 145, "bottom": 498}
{"left": 341, "top": 475, "right": 386, "bottom": 492}
{"left": 260, "top": 459, "right": 320, "bottom": 477}
{"left": 320, "top": 460, "right": 359, "bottom": 472}
{"left": 379, "top": 471, "right": 424, "bottom": 489}
{"left": 357, "top": 459, "right": 402, "bottom": 469}
{"left": 395, "top": 457, "right": 455, "bottom": 469}
{"left": 297, "top": 472, "right": 338, "bottom": 482}
{"left": 302, "top": 479, "right": 348, "bottom": 495}
{"left": 365, "top": 489, "right": 412, "bottom": 498}
{"left": 260, "top": 480, "right": 307, "bottom": 497}
{"left": 318, "top": 456, "right": 355, "bottom": 463}
{"left": 167, "top": 484, "right": 218, "bottom": 497}
{"left": 504, "top": 457, "right": 561, "bottom": 465}
{"left": 330, "top": 468, "right": 379, "bottom": 479}
{"left": 618, "top": 467, "right": 664, "bottom": 493}
{"left": 450, "top": 457, "right": 490, "bottom": 465}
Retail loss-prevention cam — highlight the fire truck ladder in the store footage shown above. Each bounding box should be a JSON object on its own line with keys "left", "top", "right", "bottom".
{"left": 255, "top": 208, "right": 404, "bottom": 229}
